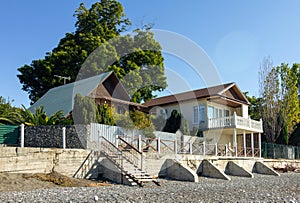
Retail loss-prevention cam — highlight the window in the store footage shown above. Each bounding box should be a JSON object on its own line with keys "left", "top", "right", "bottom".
{"left": 218, "top": 108, "right": 223, "bottom": 118}
{"left": 199, "top": 105, "right": 205, "bottom": 123}
{"left": 224, "top": 109, "right": 230, "bottom": 117}
{"left": 160, "top": 109, "right": 165, "bottom": 114}
{"left": 208, "top": 106, "right": 214, "bottom": 119}
{"left": 193, "top": 106, "right": 199, "bottom": 123}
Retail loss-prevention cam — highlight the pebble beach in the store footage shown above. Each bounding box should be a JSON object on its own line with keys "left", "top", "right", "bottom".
{"left": 0, "top": 173, "right": 299, "bottom": 202}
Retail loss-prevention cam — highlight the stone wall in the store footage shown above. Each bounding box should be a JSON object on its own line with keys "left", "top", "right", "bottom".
{"left": 0, "top": 146, "right": 90, "bottom": 177}
{"left": 24, "top": 125, "right": 90, "bottom": 149}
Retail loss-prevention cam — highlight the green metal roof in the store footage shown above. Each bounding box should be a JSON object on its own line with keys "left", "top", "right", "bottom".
{"left": 29, "top": 71, "right": 112, "bottom": 116}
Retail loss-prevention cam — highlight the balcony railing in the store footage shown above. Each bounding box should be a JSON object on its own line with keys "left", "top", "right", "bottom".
{"left": 207, "top": 113, "right": 263, "bottom": 132}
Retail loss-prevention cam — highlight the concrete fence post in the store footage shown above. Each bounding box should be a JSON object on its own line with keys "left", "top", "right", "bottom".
{"left": 225, "top": 144, "right": 228, "bottom": 156}
{"left": 203, "top": 141, "right": 206, "bottom": 156}
{"left": 116, "top": 135, "right": 119, "bottom": 148}
{"left": 62, "top": 127, "right": 66, "bottom": 149}
{"left": 20, "top": 123, "right": 25, "bottom": 148}
{"left": 215, "top": 143, "right": 218, "bottom": 156}
{"left": 189, "top": 140, "right": 192, "bottom": 155}
{"left": 138, "top": 135, "right": 142, "bottom": 152}
{"left": 174, "top": 139, "right": 177, "bottom": 154}
{"left": 157, "top": 137, "right": 161, "bottom": 154}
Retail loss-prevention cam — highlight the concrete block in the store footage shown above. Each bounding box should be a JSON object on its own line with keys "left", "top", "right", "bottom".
{"left": 253, "top": 161, "right": 280, "bottom": 176}
{"left": 197, "top": 159, "right": 231, "bottom": 180}
{"left": 160, "top": 159, "right": 198, "bottom": 182}
{"left": 99, "top": 159, "right": 133, "bottom": 185}
{"left": 225, "top": 161, "right": 253, "bottom": 178}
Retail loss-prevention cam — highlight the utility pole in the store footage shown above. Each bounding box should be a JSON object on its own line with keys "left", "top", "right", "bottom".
{"left": 54, "top": 75, "right": 71, "bottom": 85}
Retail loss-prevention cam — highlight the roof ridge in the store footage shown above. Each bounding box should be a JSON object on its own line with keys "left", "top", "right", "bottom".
{"left": 146, "top": 82, "right": 235, "bottom": 102}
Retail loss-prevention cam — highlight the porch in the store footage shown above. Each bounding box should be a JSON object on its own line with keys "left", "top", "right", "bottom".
{"left": 207, "top": 112, "right": 263, "bottom": 132}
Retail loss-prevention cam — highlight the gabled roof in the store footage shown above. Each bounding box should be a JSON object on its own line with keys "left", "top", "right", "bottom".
{"left": 143, "top": 82, "right": 250, "bottom": 107}
{"left": 29, "top": 71, "right": 124, "bottom": 116}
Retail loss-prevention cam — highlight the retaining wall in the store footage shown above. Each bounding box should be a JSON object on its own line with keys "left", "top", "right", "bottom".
{"left": 0, "top": 146, "right": 90, "bottom": 177}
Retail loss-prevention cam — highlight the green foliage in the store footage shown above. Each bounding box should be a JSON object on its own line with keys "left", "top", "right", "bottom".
{"left": 21, "top": 106, "right": 72, "bottom": 126}
{"left": 163, "top": 110, "right": 190, "bottom": 135}
{"left": 277, "top": 63, "right": 300, "bottom": 135}
{"left": 289, "top": 123, "right": 300, "bottom": 146}
{"left": 0, "top": 97, "right": 23, "bottom": 125}
{"left": 17, "top": 0, "right": 166, "bottom": 104}
{"left": 113, "top": 110, "right": 135, "bottom": 130}
{"left": 96, "top": 104, "right": 115, "bottom": 125}
{"left": 259, "top": 57, "right": 300, "bottom": 143}
{"left": 276, "top": 121, "right": 289, "bottom": 145}
{"left": 244, "top": 92, "right": 262, "bottom": 120}
{"left": 163, "top": 110, "right": 181, "bottom": 133}
{"left": 0, "top": 96, "right": 72, "bottom": 126}
{"left": 180, "top": 118, "right": 190, "bottom": 136}
{"left": 130, "top": 110, "right": 155, "bottom": 139}
{"left": 150, "top": 114, "right": 166, "bottom": 131}
{"left": 73, "top": 94, "right": 97, "bottom": 124}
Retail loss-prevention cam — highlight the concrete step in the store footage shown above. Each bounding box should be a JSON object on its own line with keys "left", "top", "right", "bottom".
{"left": 137, "top": 178, "right": 157, "bottom": 182}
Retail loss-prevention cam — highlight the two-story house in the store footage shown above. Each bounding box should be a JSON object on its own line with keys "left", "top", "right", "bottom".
{"left": 144, "top": 82, "right": 263, "bottom": 157}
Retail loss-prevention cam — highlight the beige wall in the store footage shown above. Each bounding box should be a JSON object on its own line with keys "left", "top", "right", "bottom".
{"left": 203, "top": 130, "right": 232, "bottom": 146}
{"left": 0, "top": 147, "right": 90, "bottom": 177}
{"left": 241, "top": 104, "right": 249, "bottom": 118}
{"left": 152, "top": 99, "right": 246, "bottom": 132}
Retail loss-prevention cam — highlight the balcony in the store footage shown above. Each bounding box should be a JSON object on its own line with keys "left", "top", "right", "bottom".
{"left": 207, "top": 112, "right": 263, "bottom": 133}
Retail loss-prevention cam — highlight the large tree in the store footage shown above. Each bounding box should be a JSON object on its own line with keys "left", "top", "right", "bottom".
{"left": 18, "top": 0, "right": 166, "bottom": 104}
{"left": 244, "top": 92, "right": 262, "bottom": 121}
{"left": 259, "top": 57, "right": 300, "bottom": 143}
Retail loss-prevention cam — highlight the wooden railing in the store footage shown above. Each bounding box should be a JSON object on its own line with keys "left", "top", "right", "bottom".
{"left": 237, "top": 147, "right": 260, "bottom": 157}
{"left": 108, "top": 134, "right": 262, "bottom": 158}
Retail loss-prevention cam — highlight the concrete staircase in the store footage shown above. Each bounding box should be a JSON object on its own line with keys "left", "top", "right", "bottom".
{"left": 101, "top": 136, "right": 160, "bottom": 187}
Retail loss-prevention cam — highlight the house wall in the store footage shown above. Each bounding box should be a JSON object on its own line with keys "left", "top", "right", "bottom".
{"left": 203, "top": 130, "right": 233, "bottom": 146}
{"left": 241, "top": 104, "right": 249, "bottom": 118}
{"left": 151, "top": 99, "right": 246, "bottom": 132}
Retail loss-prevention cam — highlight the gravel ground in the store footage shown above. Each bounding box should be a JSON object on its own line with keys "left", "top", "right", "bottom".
{"left": 0, "top": 173, "right": 299, "bottom": 202}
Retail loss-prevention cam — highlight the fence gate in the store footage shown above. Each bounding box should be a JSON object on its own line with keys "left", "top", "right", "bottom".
{"left": 0, "top": 125, "right": 19, "bottom": 145}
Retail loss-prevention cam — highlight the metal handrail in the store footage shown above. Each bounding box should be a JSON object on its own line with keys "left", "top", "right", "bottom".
{"left": 117, "top": 136, "right": 143, "bottom": 170}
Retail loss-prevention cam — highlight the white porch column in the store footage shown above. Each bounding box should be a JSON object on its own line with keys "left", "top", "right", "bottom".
{"left": 233, "top": 128, "right": 237, "bottom": 157}
{"left": 251, "top": 132, "right": 254, "bottom": 157}
{"left": 243, "top": 130, "right": 246, "bottom": 157}
{"left": 258, "top": 133, "right": 262, "bottom": 158}
{"left": 233, "top": 112, "right": 237, "bottom": 126}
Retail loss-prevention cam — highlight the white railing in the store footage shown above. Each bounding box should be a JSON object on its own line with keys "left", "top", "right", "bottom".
{"left": 208, "top": 113, "right": 263, "bottom": 132}
{"left": 208, "top": 116, "right": 234, "bottom": 128}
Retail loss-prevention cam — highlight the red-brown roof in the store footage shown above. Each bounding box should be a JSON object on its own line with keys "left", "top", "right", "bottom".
{"left": 144, "top": 82, "right": 249, "bottom": 107}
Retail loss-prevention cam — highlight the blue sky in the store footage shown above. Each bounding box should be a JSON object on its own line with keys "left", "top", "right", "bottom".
{"left": 1, "top": 0, "right": 300, "bottom": 107}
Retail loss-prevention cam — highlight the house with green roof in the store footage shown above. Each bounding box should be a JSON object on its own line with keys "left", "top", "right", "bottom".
{"left": 29, "top": 71, "right": 146, "bottom": 116}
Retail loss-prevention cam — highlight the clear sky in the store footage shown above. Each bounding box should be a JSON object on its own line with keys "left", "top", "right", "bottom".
{"left": 1, "top": 0, "right": 300, "bottom": 107}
